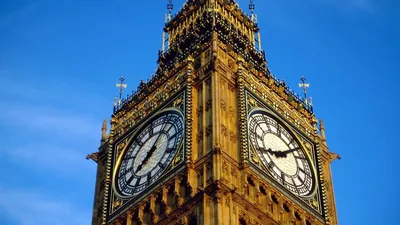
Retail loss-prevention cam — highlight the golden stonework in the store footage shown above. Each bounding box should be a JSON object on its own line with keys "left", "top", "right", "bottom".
{"left": 89, "top": 1, "right": 339, "bottom": 225}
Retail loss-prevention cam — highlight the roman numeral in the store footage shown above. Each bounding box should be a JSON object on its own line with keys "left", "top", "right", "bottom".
{"left": 295, "top": 155, "right": 306, "bottom": 160}
{"left": 276, "top": 125, "right": 281, "bottom": 135}
{"left": 298, "top": 175, "right": 304, "bottom": 183}
{"left": 120, "top": 168, "right": 133, "bottom": 176}
{"left": 281, "top": 173, "right": 286, "bottom": 182}
{"left": 287, "top": 137, "right": 295, "bottom": 146}
{"left": 148, "top": 123, "right": 154, "bottom": 135}
{"left": 165, "top": 148, "right": 174, "bottom": 153}
{"left": 135, "top": 140, "right": 144, "bottom": 146}
{"left": 163, "top": 115, "right": 171, "bottom": 123}
{"left": 135, "top": 177, "right": 141, "bottom": 186}
{"left": 265, "top": 124, "right": 272, "bottom": 132}
{"left": 298, "top": 168, "right": 311, "bottom": 179}
{"left": 169, "top": 133, "right": 177, "bottom": 141}
{"left": 158, "top": 162, "right": 165, "bottom": 169}
{"left": 127, "top": 175, "right": 135, "bottom": 184}
{"left": 268, "top": 162, "right": 275, "bottom": 169}
{"left": 166, "top": 124, "right": 174, "bottom": 133}
{"left": 147, "top": 172, "right": 152, "bottom": 182}
{"left": 295, "top": 187, "right": 301, "bottom": 195}
{"left": 124, "top": 155, "right": 135, "bottom": 160}
{"left": 120, "top": 183, "right": 127, "bottom": 192}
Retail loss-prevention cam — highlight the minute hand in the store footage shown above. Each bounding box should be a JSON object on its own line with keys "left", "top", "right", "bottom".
{"left": 136, "top": 116, "right": 170, "bottom": 173}
{"left": 277, "top": 147, "right": 301, "bottom": 158}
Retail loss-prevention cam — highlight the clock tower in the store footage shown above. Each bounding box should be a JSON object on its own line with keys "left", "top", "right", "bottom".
{"left": 88, "top": 0, "right": 340, "bottom": 225}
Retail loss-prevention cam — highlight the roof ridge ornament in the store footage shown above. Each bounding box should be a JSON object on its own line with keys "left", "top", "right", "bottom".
{"left": 298, "top": 76, "right": 310, "bottom": 100}
{"left": 298, "top": 76, "right": 313, "bottom": 108}
{"left": 116, "top": 76, "right": 127, "bottom": 109}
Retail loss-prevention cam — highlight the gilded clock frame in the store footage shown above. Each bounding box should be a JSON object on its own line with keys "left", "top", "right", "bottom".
{"left": 244, "top": 90, "right": 324, "bottom": 216}
{"left": 247, "top": 107, "right": 318, "bottom": 198}
{"left": 108, "top": 91, "right": 187, "bottom": 216}
{"left": 112, "top": 107, "right": 185, "bottom": 199}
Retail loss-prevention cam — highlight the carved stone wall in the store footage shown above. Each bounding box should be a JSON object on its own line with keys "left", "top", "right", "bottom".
{"left": 91, "top": 1, "right": 338, "bottom": 225}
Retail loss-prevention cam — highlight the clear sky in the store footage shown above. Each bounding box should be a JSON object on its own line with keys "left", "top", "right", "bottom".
{"left": 0, "top": 0, "right": 399, "bottom": 224}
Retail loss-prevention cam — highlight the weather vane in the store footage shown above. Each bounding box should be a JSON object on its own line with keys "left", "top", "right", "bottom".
{"left": 298, "top": 76, "right": 310, "bottom": 100}
{"left": 116, "top": 76, "right": 128, "bottom": 102}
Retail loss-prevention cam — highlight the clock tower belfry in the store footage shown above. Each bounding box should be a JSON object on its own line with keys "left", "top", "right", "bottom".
{"left": 89, "top": 0, "right": 340, "bottom": 225}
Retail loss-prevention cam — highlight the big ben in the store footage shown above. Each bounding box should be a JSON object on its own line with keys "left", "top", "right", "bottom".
{"left": 88, "top": 0, "right": 339, "bottom": 224}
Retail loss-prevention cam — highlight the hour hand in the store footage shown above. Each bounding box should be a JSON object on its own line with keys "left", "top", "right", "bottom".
{"left": 258, "top": 147, "right": 272, "bottom": 154}
{"left": 274, "top": 147, "right": 301, "bottom": 158}
{"left": 136, "top": 146, "right": 157, "bottom": 173}
{"left": 258, "top": 147, "right": 284, "bottom": 158}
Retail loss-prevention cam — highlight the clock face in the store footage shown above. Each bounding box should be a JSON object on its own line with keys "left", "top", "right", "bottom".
{"left": 248, "top": 109, "right": 316, "bottom": 197}
{"left": 113, "top": 109, "right": 184, "bottom": 198}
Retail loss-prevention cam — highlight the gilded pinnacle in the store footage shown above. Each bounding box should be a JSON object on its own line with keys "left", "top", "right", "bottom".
{"left": 319, "top": 119, "right": 326, "bottom": 141}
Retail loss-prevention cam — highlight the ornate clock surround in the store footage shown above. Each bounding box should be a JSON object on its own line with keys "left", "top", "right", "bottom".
{"left": 108, "top": 91, "right": 188, "bottom": 217}
{"left": 244, "top": 89, "right": 324, "bottom": 218}
{"left": 88, "top": 1, "right": 340, "bottom": 224}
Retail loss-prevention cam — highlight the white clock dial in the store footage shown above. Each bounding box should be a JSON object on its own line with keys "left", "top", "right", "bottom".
{"left": 248, "top": 109, "right": 316, "bottom": 197}
{"left": 113, "top": 108, "right": 184, "bottom": 198}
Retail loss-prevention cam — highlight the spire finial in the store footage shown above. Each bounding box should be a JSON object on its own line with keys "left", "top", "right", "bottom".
{"left": 116, "top": 76, "right": 127, "bottom": 103}
{"left": 298, "top": 76, "right": 310, "bottom": 100}
{"left": 249, "top": 0, "right": 256, "bottom": 22}
{"left": 167, "top": 0, "right": 173, "bottom": 21}
{"left": 101, "top": 119, "right": 108, "bottom": 142}
{"left": 319, "top": 119, "right": 326, "bottom": 141}
{"left": 249, "top": 0, "right": 255, "bottom": 14}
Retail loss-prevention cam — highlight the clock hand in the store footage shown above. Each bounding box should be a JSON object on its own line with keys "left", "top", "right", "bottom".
{"left": 259, "top": 147, "right": 300, "bottom": 158}
{"left": 282, "top": 147, "right": 301, "bottom": 154}
{"left": 259, "top": 147, "right": 283, "bottom": 158}
{"left": 274, "top": 147, "right": 301, "bottom": 158}
{"left": 150, "top": 115, "right": 171, "bottom": 150}
{"left": 135, "top": 116, "right": 170, "bottom": 173}
{"left": 135, "top": 145, "right": 157, "bottom": 173}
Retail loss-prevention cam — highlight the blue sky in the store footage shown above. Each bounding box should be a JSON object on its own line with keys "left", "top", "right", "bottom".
{"left": 0, "top": 0, "right": 398, "bottom": 224}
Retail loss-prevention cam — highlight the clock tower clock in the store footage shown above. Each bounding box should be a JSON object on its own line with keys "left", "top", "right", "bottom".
{"left": 88, "top": 1, "right": 339, "bottom": 225}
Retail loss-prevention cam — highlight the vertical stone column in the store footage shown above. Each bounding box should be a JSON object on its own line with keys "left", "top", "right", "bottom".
{"left": 126, "top": 212, "right": 132, "bottom": 225}
{"left": 150, "top": 195, "right": 159, "bottom": 223}
{"left": 162, "top": 186, "right": 171, "bottom": 215}
{"left": 137, "top": 204, "right": 145, "bottom": 224}
{"left": 236, "top": 57, "right": 248, "bottom": 167}
{"left": 318, "top": 119, "right": 339, "bottom": 225}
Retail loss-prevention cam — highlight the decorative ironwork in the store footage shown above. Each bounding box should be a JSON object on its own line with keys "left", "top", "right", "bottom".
{"left": 116, "top": 76, "right": 128, "bottom": 108}
{"left": 299, "top": 76, "right": 310, "bottom": 100}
